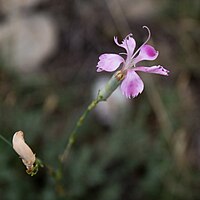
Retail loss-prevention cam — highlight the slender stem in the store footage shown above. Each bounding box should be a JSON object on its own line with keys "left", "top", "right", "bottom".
{"left": 0, "top": 134, "right": 12, "bottom": 147}
{"left": 60, "top": 97, "right": 101, "bottom": 163}
{"left": 60, "top": 71, "right": 122, "bottom": 164}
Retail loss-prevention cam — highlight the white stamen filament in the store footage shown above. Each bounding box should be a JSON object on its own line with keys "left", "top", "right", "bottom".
{"left": 131, "top": 26, "right": 151, "bottom": 60}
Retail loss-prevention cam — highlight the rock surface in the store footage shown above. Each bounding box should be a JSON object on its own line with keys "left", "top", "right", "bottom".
{"left": 0, "top": 14, "right": 57, "bottom": 72}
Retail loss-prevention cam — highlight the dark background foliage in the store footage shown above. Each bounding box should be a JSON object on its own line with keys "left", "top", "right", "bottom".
{"left": 0, "top": 0, "right": 200, "bottom": 199}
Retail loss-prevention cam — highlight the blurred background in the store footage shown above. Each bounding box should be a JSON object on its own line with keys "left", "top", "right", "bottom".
{"left": 0, "top": 0, "right": 200, "bottom": 199}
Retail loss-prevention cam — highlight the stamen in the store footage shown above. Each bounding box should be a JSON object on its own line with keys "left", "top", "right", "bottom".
{"left": 131, "top": 26, "right": 151, "bottom": 59}
{"left": 142, "top": 26, "right": 151, "bottom": 43}
{"left": 119, "top": 52, "right": 127, "bottom": 55}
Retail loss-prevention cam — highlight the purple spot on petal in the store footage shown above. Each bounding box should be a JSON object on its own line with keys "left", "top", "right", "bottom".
{"left": 146, "top": 46, "right": 156, "bottom": 57}
{"left": 128, "top": 81, "right": 134, "bottom": 91}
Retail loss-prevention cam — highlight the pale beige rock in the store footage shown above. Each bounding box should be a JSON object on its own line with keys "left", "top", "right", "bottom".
{"left": 92, "top": 77, "right": 130, "bottom": 126}
{"left": 0, "top": 0, "right": 48, "bottom": 14}
{"left": 0, "top": 14, "right": 57, "bottom": 72}
{"left": 12, "top": 131, "right": 36, "bottom": 170}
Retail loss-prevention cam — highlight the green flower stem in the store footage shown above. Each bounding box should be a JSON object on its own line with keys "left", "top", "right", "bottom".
{"left": 0, "top": 134, "right": 12, "bottom": 147}
{"left": 60, "top": 70, "right": 124, "bottom": 163}
{"left": 60, "top": 97, "right": 101, "bottom": 163}
{"left": 98, "top": 70, "right": 122, "bottom": 100}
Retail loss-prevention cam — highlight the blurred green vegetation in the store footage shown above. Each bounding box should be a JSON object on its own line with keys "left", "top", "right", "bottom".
{"left": 0, "top": 0, "right": 200, "bottom": 200}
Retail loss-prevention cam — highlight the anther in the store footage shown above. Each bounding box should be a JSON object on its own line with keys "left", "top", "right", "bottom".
{"left": 115, "top": 70, "right": 125, "bottom": 81}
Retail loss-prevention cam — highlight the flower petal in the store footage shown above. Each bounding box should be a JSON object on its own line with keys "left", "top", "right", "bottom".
{"left": 121, "top": 69, "right": 144, "bottom": 98}
{"left": 114, "top": 34, "right": 136, "bottom": 57}
{"left": 134, "top": 65, "right": 169, "bottom": 76}
{"left": 96, "top": 54, "right": 124, "bottom": 72}
{"left": 134, "top": 44, "right": 159, "bottom": 64}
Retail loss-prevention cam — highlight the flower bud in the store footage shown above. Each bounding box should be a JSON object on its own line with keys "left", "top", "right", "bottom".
{"left": 12, "top": 131, "right": 36, "bottom": 171}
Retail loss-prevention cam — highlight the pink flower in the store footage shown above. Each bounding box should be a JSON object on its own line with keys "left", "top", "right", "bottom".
{"left": 96, "top": 26, "right": 169, "bottom": 98}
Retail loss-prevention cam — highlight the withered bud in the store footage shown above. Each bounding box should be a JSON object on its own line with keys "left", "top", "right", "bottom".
{"left": 12, "top": 131, "right": 36, "bottom": 171}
